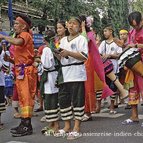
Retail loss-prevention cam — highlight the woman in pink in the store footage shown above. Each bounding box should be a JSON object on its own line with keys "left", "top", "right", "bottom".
{"left": 122, "top": 11, "right": 143, "bottom": 126}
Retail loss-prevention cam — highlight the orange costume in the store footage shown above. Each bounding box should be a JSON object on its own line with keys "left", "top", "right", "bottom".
{"left": 14, "top": 32, "right": 37, "bottom": 118}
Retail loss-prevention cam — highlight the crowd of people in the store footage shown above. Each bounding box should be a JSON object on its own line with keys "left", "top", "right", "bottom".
{"left": 0, "top": 11, "right": 143, "bottom": 140}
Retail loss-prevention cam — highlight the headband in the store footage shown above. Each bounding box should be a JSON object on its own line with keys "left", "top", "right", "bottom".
{"left": 16, "top": 17, "right": 30, "bottom": 29}
{"left": 119, "top": 29, "right": 128, "bottom": 34}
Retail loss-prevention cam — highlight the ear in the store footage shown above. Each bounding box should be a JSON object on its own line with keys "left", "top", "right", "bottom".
{"left": 22, "top": 24, "right": 27, "bottom": 30}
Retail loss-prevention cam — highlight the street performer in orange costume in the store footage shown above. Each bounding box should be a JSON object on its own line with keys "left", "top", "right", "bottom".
{"left": 0, "top": 14, "right": 37, "bottom": 137}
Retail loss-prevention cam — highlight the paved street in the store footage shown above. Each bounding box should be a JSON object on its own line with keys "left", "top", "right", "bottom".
{"left": 0, "top": 102, "right": 143, "bottom": 143}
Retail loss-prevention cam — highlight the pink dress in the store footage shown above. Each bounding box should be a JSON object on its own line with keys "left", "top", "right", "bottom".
{"left": 128, "top": 28, "right": 143, "bottom": 104}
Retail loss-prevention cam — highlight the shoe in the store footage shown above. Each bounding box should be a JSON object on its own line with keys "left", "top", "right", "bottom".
{"left": 122, "top": 119, "right": 139, "bottom": 125}
{"left": 40, "top": 116, "right": 47, "bottom": 122}
{"left": 81, "top": 114, "right": 92, "bottom": 122}
{"left": 11, "top": 124, "right": 33, "bottom": 137}
{"left": 10, "top": 119, "right": 25, "bottom": 133}
{"left": 41, "top": 126, "right": 51, "bottom": 134}
{"left": 125, "top": 104, "right": 131, "bottom": 110}
{"left": 54, "top": 129, "right": 68, "bottom": 138}
{"left": 34, "top": 108, "right": 43, "bottom": 112}
{"left": 44, "top": 128, "right": 55, "bottom": 136}
{"left": 11, "top": 118, "right": 33, "bottom": 137}
{"left": 67, "top": 131, "right": 82, "bottom": 140}
{"left": 109, "top": 110, "right": 117, "bottom": 114}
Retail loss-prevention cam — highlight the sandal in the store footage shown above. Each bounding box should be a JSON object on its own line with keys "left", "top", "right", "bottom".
{"left": 54, "top": 129, "right": 68, "bottom": 138}
{"left": 109, "top": 110, "right": 117, "bottom": 114}
{"left": 81, "top": 114, "right": 92, "bottom": 122}
{"left": 122, "top": 119, "right": 139, "bottom": 125}
{"left": 44, "top": 128, "right": 55, "bottom": 136}
{"left": 67, "top": 131, "right": 82, "bottom": 140}
{"left": 41, "top": 126, "right": 50, "bottom": 134}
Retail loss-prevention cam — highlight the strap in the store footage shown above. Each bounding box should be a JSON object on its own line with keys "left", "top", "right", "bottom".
{"left": 43, "top": 68, "right": 57, "bottom": 73}
{"left": 62, "top": 62, "right": 84, "bottom": 67}
{"left": 112, "top": 76, "right": 117, "bottom": 83}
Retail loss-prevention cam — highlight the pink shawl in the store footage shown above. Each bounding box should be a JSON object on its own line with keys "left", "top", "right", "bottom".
{"left": 87, "top": 31, "right": 114, "bottom": 98}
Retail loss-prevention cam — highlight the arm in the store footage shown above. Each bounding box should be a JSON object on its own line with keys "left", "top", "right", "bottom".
{"left": 0, "top": 34, "right": 24, "bottom": 46}
{"left": 41, "top": 48, "right": 53, "bottom": 69}
{"left": 60, "top": 36, "right": 88, "bottom": 61}
{"left": 108, "top": 53, "right": 120, "bottom": 59}
{"left": 136, "top": 43, "right": 143, "bottom": 49}
{"left": 53, "top": 52, "right": 61, "bottom": 61}
{"left": 60, "top": 50, "right": 87, "bottom": 61}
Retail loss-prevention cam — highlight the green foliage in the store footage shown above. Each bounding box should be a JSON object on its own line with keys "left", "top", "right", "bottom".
{"left": 130, "top": 0, "right": 143, "bottom": 13}
{"left": 107, "top": 0, "right": 130, "bottom": 36}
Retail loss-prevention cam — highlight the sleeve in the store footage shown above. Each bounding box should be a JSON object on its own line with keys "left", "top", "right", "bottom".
{"left": 78, "top": 36, "right": 88, "bottom": 59}
{"left": 98, "top": 41, "right": 105, "bottom": 55}
{"left": 19, "top": 32, "right": 31, "bottom": 47}
{"left": 59, "top": 37, "right": 65, "bottom": 49}
{"left": 41, "top": 48, "right": 54, "bottom": 69}
{"left": 116, "top": 45, "right": 123, "bottom": 54}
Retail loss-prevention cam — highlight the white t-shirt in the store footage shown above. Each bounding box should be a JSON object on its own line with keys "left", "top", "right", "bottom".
{"left": 41, "top": 47, "right": 59, "bottom": 94}
{"left": 98, "top": 40, "right": 122, "bottom": 73}
{"left": 59, "top": 35, "right": 88, "bottom": 83}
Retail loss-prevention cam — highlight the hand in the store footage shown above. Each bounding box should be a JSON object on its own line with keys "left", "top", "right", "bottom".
{"left": 102, "top": 54, "right": 110, "bottom": 60}
{"left": 81, "top": 21, "right": 86, "bottom": 32}
{"left": 127, "top": 44, "right": 136, "bottom": 48}
{"left": 81, "top": 21, "right": 86, "bottom": 28}
{"left": 60, "top": 49, "right": 70, "bottom": 58}
{"left": 34, "top": 57, "right": 41, "bottom": 63}
{"left": 33, "top": 62, "right": 39, "bottom": 67}
{"left": 113, "top": 38, "right": 124, "bottom": 47}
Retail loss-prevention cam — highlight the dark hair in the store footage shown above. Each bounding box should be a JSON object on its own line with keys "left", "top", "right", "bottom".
{"left": 17, "top": 14, "right": 32, "bottom": 28}
{"left": 78, "top": 15, "right": 91, "bottom": 32}
{"left": 128, "top": 11, "right": 142, "bottom": 26}
{"left": 102, "top": 24, "right": 114, "bottom": 38}
{"left": 68, "top": 17, "right": 82, "bottom": 25}
{"left": 44, "top": 29, "right": 55, "bottom": 43}
{"left": 103, "top": 24, "right": 113, "bottom": 31}
{"left": 56, "top": 20, "right": 69, "bottom": 36}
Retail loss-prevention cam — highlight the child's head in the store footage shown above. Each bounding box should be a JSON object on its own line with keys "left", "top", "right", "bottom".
{"left": 56, "top": 20, "right": 69, "bottom": 37}
{"left": 103, "top": 24, "right": 114, "bottom": 39}
{"left": 128, "top": 11, "right": 142, "bottom": 30}
{"left": 119, "top": 29, "right": 128, "bottom": 41}
{"left": 44, "top": 29, "right": 55, "bottom": 44}
{"left": 67, "top": 17, "right": 81, "bottom": 36}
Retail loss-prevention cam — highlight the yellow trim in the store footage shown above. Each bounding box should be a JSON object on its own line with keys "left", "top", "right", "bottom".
{"left": 119, "top": 29, "right": 128, "bottom": 34}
